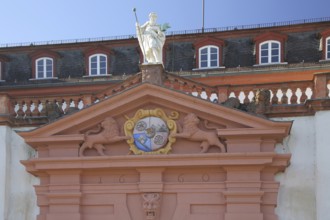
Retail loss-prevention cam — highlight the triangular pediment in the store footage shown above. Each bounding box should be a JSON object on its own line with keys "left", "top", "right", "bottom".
{"left": 20, "top": 82, "right": 292, "bottom": 156}
{"left": 20, "top": 83, "right": 292, "bottom": 136}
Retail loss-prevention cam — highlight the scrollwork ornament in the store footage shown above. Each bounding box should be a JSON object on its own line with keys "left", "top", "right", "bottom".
{"left": 202, "top": 173, "right": 210, "bottom": 182}
{"left": 119, "top": 175, "right": 125, "bottom": 183}
{"left": 178, "top": 174, "right": 185, "bottom": 182}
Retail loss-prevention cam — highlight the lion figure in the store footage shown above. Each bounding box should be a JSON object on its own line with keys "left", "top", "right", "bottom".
{"left": 79, "top": 117, "right": 130, "bottom": 156}
{"left": 171, "top": 113, "right": 226, "bottom": 153}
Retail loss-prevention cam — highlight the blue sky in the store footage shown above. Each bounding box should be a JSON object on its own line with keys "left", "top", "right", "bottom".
{"left": 0, "top": 0, "right": 329, "bottom": 44}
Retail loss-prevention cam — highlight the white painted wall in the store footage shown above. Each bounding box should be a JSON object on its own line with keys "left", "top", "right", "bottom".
{"left": 275, "top": 110, "right": 330, "bottom": 220}
{"left": 315, "top": 110, "right": 330, "bottom": 220}
{"left": 275, "top": 116, "right": 316, "bottom": 220}
{"left": 0, "top": 126, "right": 39, "bottom": 220}
{"left": 0, "top": 126, "right": 11, "bottom": 220}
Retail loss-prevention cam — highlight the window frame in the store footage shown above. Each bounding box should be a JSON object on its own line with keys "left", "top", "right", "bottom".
{"left": 88, "top": 53, "right": 108, "bottom": 76}
{"left": 29, "top": 50, "right": 59, "bottom": 80}
{"left": 326, "top": 36, "right": 330, "bottom": 60}
{"left": 259, "top": 40, "right": 281, "bottom": 65}
{"left": 198, "top": 45, "right": 219, "bottom": 69}
{"left": 193, "top": 38, "right": 225, "bottom": 70}
{"left": 35, "top": 57, "right": 54, "bottom": 79}
{"left": 254, "top": 32, "right": 287, "bottom": 65}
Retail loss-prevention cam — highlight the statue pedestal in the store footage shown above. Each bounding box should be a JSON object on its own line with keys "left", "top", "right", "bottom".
{"left": 140, "top": 64, "right": 165, "bottom": 86}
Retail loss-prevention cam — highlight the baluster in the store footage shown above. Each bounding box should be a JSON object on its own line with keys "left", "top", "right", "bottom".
{"left": 210, "top": 92, "right": 218, "bottom": 103}
{"left": 295, "top": 88, "right": 302, "bottom": 104}
{"left": 200, "top": 88, "right": 208, "bottom": 100}
{"left": 243, "top": 90, "right": 250, "bottom": 105}
{"left": 53, "top": 99, "right": 61, "bottom": 115}
{"left": 281, "top": 88, "right": 288, "bottom": 104}
{"left": 236, "top": 91, "right": 243, "bottom": 104}
{"left": 61, "top": 99, "right": 68, "bottom": 114}
{"left": 65, "top": 98, "right": 78, "bottom": 114}
{"left": 78, "top": 98, "right": 84, "bottom": 110}
{"left": 191, "top": 85, "right": 198, "bottom": 97}
{"left": 306, "top": 87, "right": 313, "bottom": 99}
{"left": 300, "top": 87, "right": 308, "bottom": 103}
{"left": 290, "top": 87, "right": 298, "bottom": 104}
{"left": 15, "top": 101, "right": 23, "bottom": 118}
{"left": 36, "top": 100, "right": 41, "bottom": 116}
{"left": 271, "top": 88, "right": 279, "bottom": 104}
{"left": 22, "top": 101, "right": 28, "bottom": 118}
{"left": 194, "top": 87, "right": 201, "bottom": 98}
{"left": 30, "top": 99, "right": 38, "bottom": 117}
{"left": 24, "top": 100, "right": 32, "bottom": 117}
{"left": 39, "top": 100, "right": 47, "bottom": 117}
{"left": 69, "top": 98, "right": 75, "bottom": 108}
{"left": 247, "top": 91, "right": 254, "bottom": 104}
{"left": 76, "top": 98, "right": 82, "bottom": 109}
{"left": 183, "top": 82, "right": 191, "bottom": 94}
{"left": 55, "top": 99, "right": 65, "bottom": 115}
{"left": 93, "top": 97, "right": 100, "bottom": 104}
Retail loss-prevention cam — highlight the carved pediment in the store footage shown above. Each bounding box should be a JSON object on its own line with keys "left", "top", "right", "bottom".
{"left": 19, "top": 83, "right": 292, "bottom": 157}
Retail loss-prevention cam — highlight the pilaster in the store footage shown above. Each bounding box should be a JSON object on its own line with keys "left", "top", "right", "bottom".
{"left": 0, "top": 126, "right": 11, "bottom": 220}
{"left": 0, "top": 93, "right": 12, "bottom": 126}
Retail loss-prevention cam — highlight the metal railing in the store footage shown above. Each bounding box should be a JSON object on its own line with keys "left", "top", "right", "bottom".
{"left": 1, "top": 17, "right": 330, "bottom": 48}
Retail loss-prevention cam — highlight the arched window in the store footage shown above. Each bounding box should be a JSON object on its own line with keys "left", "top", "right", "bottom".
{"left": 260, "top": 41, "right": 281, "bottom": 64}
{"left": 89, "top": 54, "right": 107, "bottom": 76}
{"left": 36, "top": 57, "right": 53, "bottom": 79}
{"left": 254, "top": 32, "right": 287, "bottom": 65}
{"left": 30, "top": 50, "right": 59, "bottom": 79}
{"left": 194, "top": 38, "right": 224, "bottom": 70}
{"left": 199, "top": 46, "right": 219, "bottom": 68}
{"left": 326, "top": 37, "right": 330, "bottom": 60}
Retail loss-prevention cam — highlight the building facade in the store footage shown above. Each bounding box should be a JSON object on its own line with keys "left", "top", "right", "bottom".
{"left": 0, "top": 17, "right": 330, "bottom": 220}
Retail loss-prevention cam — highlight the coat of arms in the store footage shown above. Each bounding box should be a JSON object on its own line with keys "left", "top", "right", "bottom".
{"left": 124, "top": 108, "right": 178, "bottom": 155}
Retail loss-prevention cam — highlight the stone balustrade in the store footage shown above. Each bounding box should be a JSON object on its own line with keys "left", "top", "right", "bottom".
{"left": 1, "top": 71, "right": 329, "bottom": 125}
{"left": 164, "top": 74, "right": 218, "bottom": 101}
{"left": 226, "top": 81, "right": 314, "bottom": 105}
{"left": 11, "top": 96, "right": 85, "bottom": 119}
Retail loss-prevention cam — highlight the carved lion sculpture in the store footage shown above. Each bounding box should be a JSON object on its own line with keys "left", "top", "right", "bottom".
{"left": 79, "top": 117, "right": 130, "bottom": 156}
{"left": 171, "top": 113, "right": 226, "bottom": 153}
